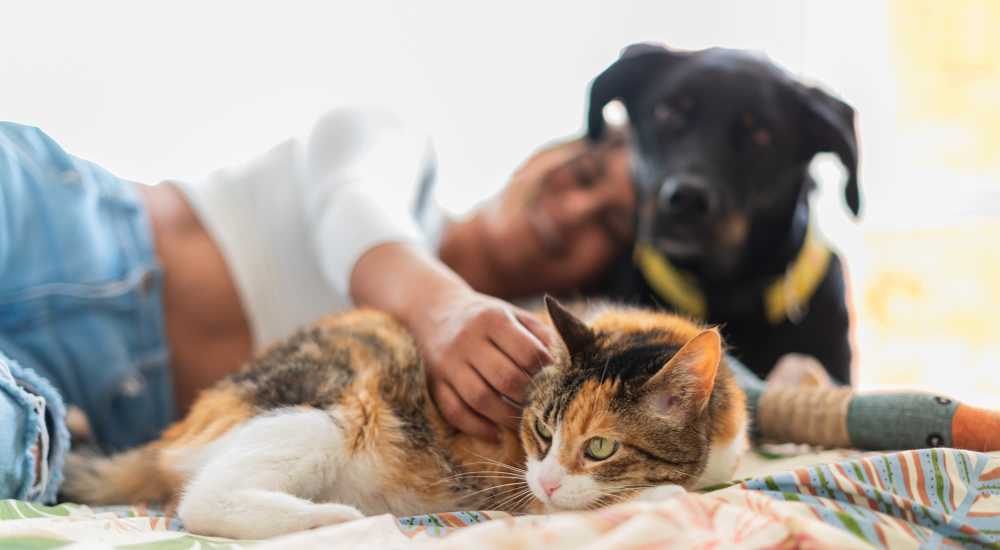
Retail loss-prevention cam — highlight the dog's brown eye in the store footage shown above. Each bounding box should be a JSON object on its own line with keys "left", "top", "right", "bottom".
{"left": 752, "top": 129, "right": 772, "bottom": 147}
{"left": 654, "top": 103, "right": 672, "bottom": 121}
{"left": 654, "top": 102, "right": 681, "bottom": 127}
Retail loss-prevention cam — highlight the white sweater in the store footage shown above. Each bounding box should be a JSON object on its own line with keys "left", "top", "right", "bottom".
{"left": 175, "top": 107, "right": 443, "bottom": 348}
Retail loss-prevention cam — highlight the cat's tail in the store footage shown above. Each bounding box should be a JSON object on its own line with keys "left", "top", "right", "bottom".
{"left": 61, "top": 445, "right": 174, "bottom": 505}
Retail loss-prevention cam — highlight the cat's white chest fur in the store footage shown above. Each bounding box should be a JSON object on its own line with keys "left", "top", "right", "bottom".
{"left": 695, "top": 421, "right": 749, "bottom": 489}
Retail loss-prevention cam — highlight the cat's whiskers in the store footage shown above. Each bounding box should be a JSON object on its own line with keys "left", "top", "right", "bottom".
{"left": 430, "top": 476, "right": 522, "bottom": 490}
{"left": 447, "top": 473, "right": 524, "bottom": 481}
{"left": 463, "top": 453, "right": 527, "bottom": 474}
{"left": 457, "top": 481, "right": 530, "bottom": 503}
{"left": 462, "top": 481, "right": 527, "bottom": 498}
{"left": 441, "top": 467, "right": 525, "bottom": 479}
{"left": 490, "top": 487, "right": 535, "bottom": 512}
{"left": 436, "top": 455, "right": 526, "bottom": 487}
{"left": 478, "top": 484, "right": 532, "bottom": 506}
{"left": 453, "top": 483, "right": 528, "bottom": 510}
{"left": 505, "top": 490, "right": 537, "bottom": 513}
{"left": 430, "top": 470, "right": 524, "bottom": 487}
{"left": 504, "top": 414, "right": 525, "bottom": 426}
{"left": 486, "top": 483, "right": 532, "bottom": 499}
{"left": 598, "top": 355, "right": 612, "bottom": 386}
{"left": 460, "top": 462, "right": 527, "bottom": 475}
{"left": 589, "top": 355, "right": 613, "bottom": 420}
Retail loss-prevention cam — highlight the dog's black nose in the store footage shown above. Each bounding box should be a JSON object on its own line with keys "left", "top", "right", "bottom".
{"left": 659, "top": 178, "right": 714, "bottom": 217}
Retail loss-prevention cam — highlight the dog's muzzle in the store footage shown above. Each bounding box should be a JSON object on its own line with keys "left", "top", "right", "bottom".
{"left": 657, "top": 175, "right": 717, "bottom": 222}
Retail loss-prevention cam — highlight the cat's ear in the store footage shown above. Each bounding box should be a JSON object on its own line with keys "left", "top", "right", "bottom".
{"left": 642, "top": 328, "right": 722, "bottom": 415}
{"left": 544, "top": 295, "right": 594, "bottom": 355}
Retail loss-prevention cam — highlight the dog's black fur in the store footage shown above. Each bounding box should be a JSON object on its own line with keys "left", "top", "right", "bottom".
{"left": 587, "top": 44, "right": 859, "bottom": 383}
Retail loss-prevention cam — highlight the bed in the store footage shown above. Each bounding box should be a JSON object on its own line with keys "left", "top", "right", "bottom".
{"left": 2, "top": 448, "right": 997, "bottom": 549}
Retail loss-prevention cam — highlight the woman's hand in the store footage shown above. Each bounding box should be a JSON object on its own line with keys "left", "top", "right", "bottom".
{"left": 350, "top": 242, "right": 555, "bottom": 441}
{"left": 408, "top": 288, "right": 554, "bottom": 441}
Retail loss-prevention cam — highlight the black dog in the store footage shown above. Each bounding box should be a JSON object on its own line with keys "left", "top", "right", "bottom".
{"left": 586, "top": 44, "right": 860, "bottom": 384}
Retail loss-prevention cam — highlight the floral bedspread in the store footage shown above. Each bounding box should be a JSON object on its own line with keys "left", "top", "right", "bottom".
{"left": 1, "top": 448, "right": 997, "bottom": 549}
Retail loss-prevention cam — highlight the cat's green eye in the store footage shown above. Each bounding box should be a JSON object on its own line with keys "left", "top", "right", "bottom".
{"left": 535, "top": 418, "right": 552, "bottom": 441}
{"left": 584, "top": 437, "right": 619, "bottom": 461}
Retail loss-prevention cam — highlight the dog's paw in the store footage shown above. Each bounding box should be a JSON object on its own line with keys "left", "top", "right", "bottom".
{"left": 631, "top": 484, "right": 686, "bottom": 503}
{"left": 767, "top": 354, "right": 832, "bottom": 387}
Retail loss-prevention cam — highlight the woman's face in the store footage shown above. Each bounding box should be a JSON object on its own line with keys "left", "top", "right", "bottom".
{"left": 482, "top": 136, "right": 636, "bottom": 295}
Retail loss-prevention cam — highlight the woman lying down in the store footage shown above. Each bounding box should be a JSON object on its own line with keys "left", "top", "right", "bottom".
{"left": 1, "top": 109, "right": 997, "bottom": 539}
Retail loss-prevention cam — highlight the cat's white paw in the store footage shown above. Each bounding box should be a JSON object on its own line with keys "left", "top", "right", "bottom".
{"left": 304, "top": 503, "right": 365, "bottom": 529}
{"left": 632, "top": 484, "right": 686, "bottom": 503}
{"left": 180, "top": 499, "right": 365, "bottom": 539}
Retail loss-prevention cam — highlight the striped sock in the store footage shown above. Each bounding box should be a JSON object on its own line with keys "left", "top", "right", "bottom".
{"left": 725, "top": 355, "right": 999, "bottom": 452}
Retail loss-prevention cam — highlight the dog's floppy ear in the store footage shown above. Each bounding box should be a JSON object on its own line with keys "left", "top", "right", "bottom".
{"left": 797, "top": 85, "right": 861, "bottom": 217}
{"left": 587, "top": 43, "right": 682, "bottom": 142}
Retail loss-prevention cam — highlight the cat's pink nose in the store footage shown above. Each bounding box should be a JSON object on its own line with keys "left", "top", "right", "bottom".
{"left": 540, "top": 477, "right": 561, "bottom": 497}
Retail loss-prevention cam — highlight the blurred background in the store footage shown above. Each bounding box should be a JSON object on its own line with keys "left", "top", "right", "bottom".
{"left": 2, "top": 1, "right": 997, "bottom": 405}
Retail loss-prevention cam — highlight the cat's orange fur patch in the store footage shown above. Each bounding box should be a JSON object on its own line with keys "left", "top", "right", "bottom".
{"left": 158, "top": 386, "right": 254, "bottom": 449}
{"left": 558, "top": 379, "right": 620, "bottom": 473}
{"left": 588, "top": 308, "right": 703, "bottom": 341}
{"left": 338, "top": 373, "right": 388, "bottom": 453}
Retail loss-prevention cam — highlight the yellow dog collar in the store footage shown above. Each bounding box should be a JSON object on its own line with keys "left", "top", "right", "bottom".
{"left": 633, "top": 227, "right": 832, "bottom": 325}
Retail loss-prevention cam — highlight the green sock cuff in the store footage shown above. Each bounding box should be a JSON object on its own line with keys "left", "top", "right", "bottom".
{"left": 847, "top": 392, "right": 958, "bottom": 450}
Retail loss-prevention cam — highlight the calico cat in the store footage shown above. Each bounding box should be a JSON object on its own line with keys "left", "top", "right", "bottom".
{"left": 62, "top": 297, "right": 747, "bottom": 539}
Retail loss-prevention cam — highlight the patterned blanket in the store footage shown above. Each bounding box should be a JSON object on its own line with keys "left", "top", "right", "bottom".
{"left": 1, "top": 449, "right": 997, "bottom": 549}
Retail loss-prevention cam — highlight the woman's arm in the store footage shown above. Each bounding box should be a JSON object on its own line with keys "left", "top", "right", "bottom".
{"left": 299, "top": 107, "right": 554, "bottom": 440}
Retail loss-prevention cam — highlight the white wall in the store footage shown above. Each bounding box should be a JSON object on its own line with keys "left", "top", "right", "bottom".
{"left": 1, "top": 0, "right": 893, "bottom": 230}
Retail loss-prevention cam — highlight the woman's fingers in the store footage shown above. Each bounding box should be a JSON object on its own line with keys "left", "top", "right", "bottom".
{"left": 489, "top": 309, "right": 554, "bottom": 376}
{"left": 431, "top": 378, "right": 498, "bottom": 441}
{"left": 413, "top": 289, "right": 559, "bottom": 439}
{"left": 515, "top": 308, "right": 557, "bottom": 350}
{"left": 452, "top": 361, "right": 523, "bottom": 430}
{"left": 472, "top": 343, "right": 533, "bottom": 406}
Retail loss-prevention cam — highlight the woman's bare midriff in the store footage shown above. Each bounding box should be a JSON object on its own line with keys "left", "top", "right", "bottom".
{"left": 132, "top": 181, "right": 253, "bottom": 416}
